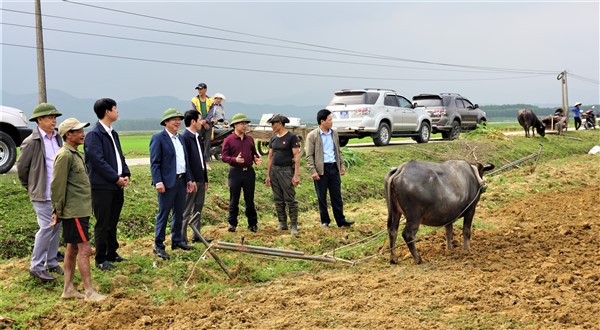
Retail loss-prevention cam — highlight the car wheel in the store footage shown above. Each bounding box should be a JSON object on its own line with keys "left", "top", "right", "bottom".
{"left": 338, "top": 137, "right": 349, "bottom": 147}
{"left": 0, "top": 131, "right": 17, "bottom": 174}
{"left": 478, "top": 119, "right": 487, "bottom": 128}
{"left": 373, "top": 122, "right": 391, "bottom": 146}
{"left": 444, "top": 121, "right": 460, "bottom": 140}
{"left": 257, "top": 141, "right": 269, "bottom": 156}
{"left": 415, "top": 123, "right": 430, "bottom": 144}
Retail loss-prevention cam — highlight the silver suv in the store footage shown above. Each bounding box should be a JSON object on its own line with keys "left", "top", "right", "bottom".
{"left": 412, "top": 93, "right": 487, "bottom": 140}
{"left": 326, "top": 88, "right": 432, "bottom": 146}
{"left": 0, "top": 105, "right": 32, "bottom": 173}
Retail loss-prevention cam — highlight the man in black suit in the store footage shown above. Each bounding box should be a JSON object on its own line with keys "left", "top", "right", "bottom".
{"left": 84, "top": 98, "right": 130, "bottom": 271}
{"left": 181, "top": 110, "right": 211, "bottom": 244}
{"left": 149, "top": 108, "right": 196, "bottom": 260}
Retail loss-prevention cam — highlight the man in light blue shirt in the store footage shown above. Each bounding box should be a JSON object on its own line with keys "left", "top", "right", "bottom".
{"left": 305, "top": 109, "right": 354, "bottom": 228}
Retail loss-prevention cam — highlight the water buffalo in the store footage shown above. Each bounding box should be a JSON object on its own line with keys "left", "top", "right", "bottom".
{"left": 517, "top": 109, "right": 546, "bottom": 137}
{"left": 384, "top": 160, "right": 495, "bottom": 264}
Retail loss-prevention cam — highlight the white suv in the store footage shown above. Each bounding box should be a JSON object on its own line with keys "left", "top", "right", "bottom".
{"left": 0, "top": 106, "right": 32, "bottom": 173}
{"left": 326, "top": 88, "right": 431, "bottom": 146}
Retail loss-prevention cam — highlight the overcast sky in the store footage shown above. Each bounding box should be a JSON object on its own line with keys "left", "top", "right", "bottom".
{"left": 1, "top": 0, "right": 599, "bottom": 107}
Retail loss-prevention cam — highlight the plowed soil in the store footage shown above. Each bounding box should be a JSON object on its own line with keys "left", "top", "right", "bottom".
{"left": 32, "top": 158, "right": 600, "bottom": 329}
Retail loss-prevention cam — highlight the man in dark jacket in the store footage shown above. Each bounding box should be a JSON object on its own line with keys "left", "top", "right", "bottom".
{"left": 84, "top": 98, "right": 130, "bottom": 271}
{"left": 150, "top": 108, "right": 196, "bottom": 260}
{"left": 181, "top": 110, "right": 211, "bottom": 244}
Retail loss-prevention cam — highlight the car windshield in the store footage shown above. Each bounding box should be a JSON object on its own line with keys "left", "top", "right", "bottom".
{"left": 328, "top": 92, "right": 379, "bottom": 106}
{"left": 413, "top": 95, "right": 453, "bottom": 107}
{"left": 413, "top": 97, "right": 443, "bottom": 107}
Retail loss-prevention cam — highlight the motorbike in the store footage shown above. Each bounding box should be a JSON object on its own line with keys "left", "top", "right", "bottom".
{"left": 582, "top": 107, "right": 597, "bottom": 130}
{"left": 207, "top": 121, "right": 233, "bottom": 160}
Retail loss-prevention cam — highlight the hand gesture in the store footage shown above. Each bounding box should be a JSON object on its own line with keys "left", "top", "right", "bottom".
{"left": 235, "top": 152, "right": 244, "bottom": 163}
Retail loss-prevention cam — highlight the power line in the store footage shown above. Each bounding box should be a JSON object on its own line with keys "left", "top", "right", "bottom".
{"left": 569, "top": 73, "right": 600, "bottom": 85}
{"left": 2, "top": 21, "right": 545, "bottom": 75}
{"left": 1, "top": 42, "right": 552, "bottom": 82}
{"left": 25, "top": 0, "right": 556, "bottom": 74}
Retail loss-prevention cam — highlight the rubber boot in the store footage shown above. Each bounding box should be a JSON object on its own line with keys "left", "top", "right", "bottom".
{"left": 276, "top": 205, "right": 288, "bottom": 230}
{"left": 289, "top": 206, "right": 299, "bottom": 236}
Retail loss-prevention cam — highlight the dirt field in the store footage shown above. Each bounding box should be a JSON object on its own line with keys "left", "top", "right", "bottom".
{"left": 23, "top": 158, "right": 600, "bottom": 329}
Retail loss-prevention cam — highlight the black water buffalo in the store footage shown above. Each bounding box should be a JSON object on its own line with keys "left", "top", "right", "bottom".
{"left": 517, "top": 109, "right": 546, "bottom": 137}
{"left": 384, "top": 160, "right": 495, "bottom": 264}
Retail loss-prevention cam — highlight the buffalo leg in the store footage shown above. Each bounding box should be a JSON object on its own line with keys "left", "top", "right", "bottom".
{"left": 402, "top": 220, "right": 423, "bottom": 264}
{"left": 444, "top": 224, "right": 454, "bottom": 250}
{"left": 387, "top": 210, "right": 401, "bottom": 264}
{"left": 462, "top": 207, "right": 477, "bottom": 251}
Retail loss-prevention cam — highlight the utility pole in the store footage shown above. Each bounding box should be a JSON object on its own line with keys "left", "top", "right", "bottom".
{"left": 35, "top": 0, "right": 47, "bottom": 103}
{"left": 557, "top": 70, "right": 569, "bottom": 120}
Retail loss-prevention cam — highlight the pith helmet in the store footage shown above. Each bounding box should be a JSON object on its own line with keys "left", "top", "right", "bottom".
{"left": 160, "top": 108, "right": 184, "bottom": 126}
{"left": 29, "top": 103, "right": 62, "bottom": 122}
{"left": 230, "top": 113, "right": 251, "bottom": 125}
{"left": 267, "top": 114, "right": 290, "bottom": 124}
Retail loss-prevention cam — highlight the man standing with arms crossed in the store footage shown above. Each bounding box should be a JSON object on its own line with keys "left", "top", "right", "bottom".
{"left": 190, "top": 82, "right": 214, "bottom": 166}
{"left": 150, "top": 108, "right": 196, "bottom": 260}
{"left": 84, "top": 98, "right": 130, "bottom": 271}
{"left": 306, "top": 109, "right": 354, "bottom": 228}
{"left": 51, "top": 117, "right": 105, "bottom": 301}
{"left": 18, "top": 103, "right": 63, "bottom": 282}
{"left": 181, "top": 110, "right": 211, "bottom": 245}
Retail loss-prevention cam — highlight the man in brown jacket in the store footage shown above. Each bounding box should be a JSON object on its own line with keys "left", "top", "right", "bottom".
{"left": 17, "top": 103, "right": 64, "bottom": 282}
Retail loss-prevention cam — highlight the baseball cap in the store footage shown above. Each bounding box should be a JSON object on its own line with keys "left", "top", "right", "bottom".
{"left": 58, "top": 118, "right": 90, "bottom": 137}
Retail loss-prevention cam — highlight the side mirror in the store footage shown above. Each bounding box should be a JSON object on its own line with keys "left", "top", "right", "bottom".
{"left": 413, "top": 102, "right": 419, "bottom": 107}
{"left": 474, "top": 104, "right": 479, "bottom": 109}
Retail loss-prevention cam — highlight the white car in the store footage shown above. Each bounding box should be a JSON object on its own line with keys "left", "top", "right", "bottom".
{"left": 326, "top": 88, "right": 432, "bottom": 146}
{"left": 0, "top": 105, "right": 32, "bottom": 173}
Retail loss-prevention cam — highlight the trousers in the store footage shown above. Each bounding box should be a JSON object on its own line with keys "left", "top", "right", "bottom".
{"left": 92, "top": 188, "right": 124, "bottom": 263}
{"left": 31, "top": 200, "right": 61, "bottom": 271}
{"left": 227, "top": 167, "right": 258, "bottom": 227}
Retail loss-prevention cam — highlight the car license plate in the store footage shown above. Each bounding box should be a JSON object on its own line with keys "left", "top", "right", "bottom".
{"left": 340, "top": 111, "right": 348, "bottom": 119}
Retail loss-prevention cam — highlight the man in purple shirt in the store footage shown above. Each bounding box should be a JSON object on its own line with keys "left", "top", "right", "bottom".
{"left": 221, "top": 113, "right": 262, "bottom": 233}
{"left": 17, "top": 103, "right": 64, "bottom": 282}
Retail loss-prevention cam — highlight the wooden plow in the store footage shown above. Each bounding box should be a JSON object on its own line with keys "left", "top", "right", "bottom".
{"left": 487, "top": 143, "right": 543, "bottom": 176}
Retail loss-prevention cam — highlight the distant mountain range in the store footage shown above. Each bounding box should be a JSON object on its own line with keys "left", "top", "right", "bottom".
{"left": 5, "top": 90, "right": 589, "bottom": 131}
{"left": 1, "top": 90, "right": 323, "bottom": 130}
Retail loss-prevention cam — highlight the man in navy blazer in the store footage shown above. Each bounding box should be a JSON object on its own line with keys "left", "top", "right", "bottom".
{"left": 181, "top": 110, "right": 211, "bottom": 245}
{"left": 149, "top": 108, "right": 196, "bottom": 260}
{"left": 84, "top": 98, "right": 130, "bottom": 271}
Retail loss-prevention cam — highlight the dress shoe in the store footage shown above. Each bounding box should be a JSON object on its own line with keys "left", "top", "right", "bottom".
{"left": 248, "top": 225, "right": 259, "bottom": 233}
{"left": 228, "top": 225, "right": 237, "bottom": 232}
{"left": 192, "top": 237, "right": 213, "bottom": 243}
{"left": 172, "top": 242, "right": 195, "bottom": 251}
{"left": 153, "top": 248, "right": 170, "bottom": 260}
{"left": 321, "top": 222, "right": 330, "bottom": 228}
{"left": 47, "top": 265, "right": 64, "bottom": 275}
{"left": 338, "top": 220, "right": 355, "bottom": 227}
{"left": 96, "top": 261, "right": 116, "bottom": 271}
{"left": 30, "top": 270, "right": 56, "bottom": 282}
{"left": 111, "top": 254, "right": 126, "bottom": 262}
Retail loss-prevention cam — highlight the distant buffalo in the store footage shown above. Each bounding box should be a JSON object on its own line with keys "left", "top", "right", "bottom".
{"left": 517, "top": 109, "right": 546, "bottom": 137}
{"left": 384, "top": 160, "right": 495, "bottom": 264}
